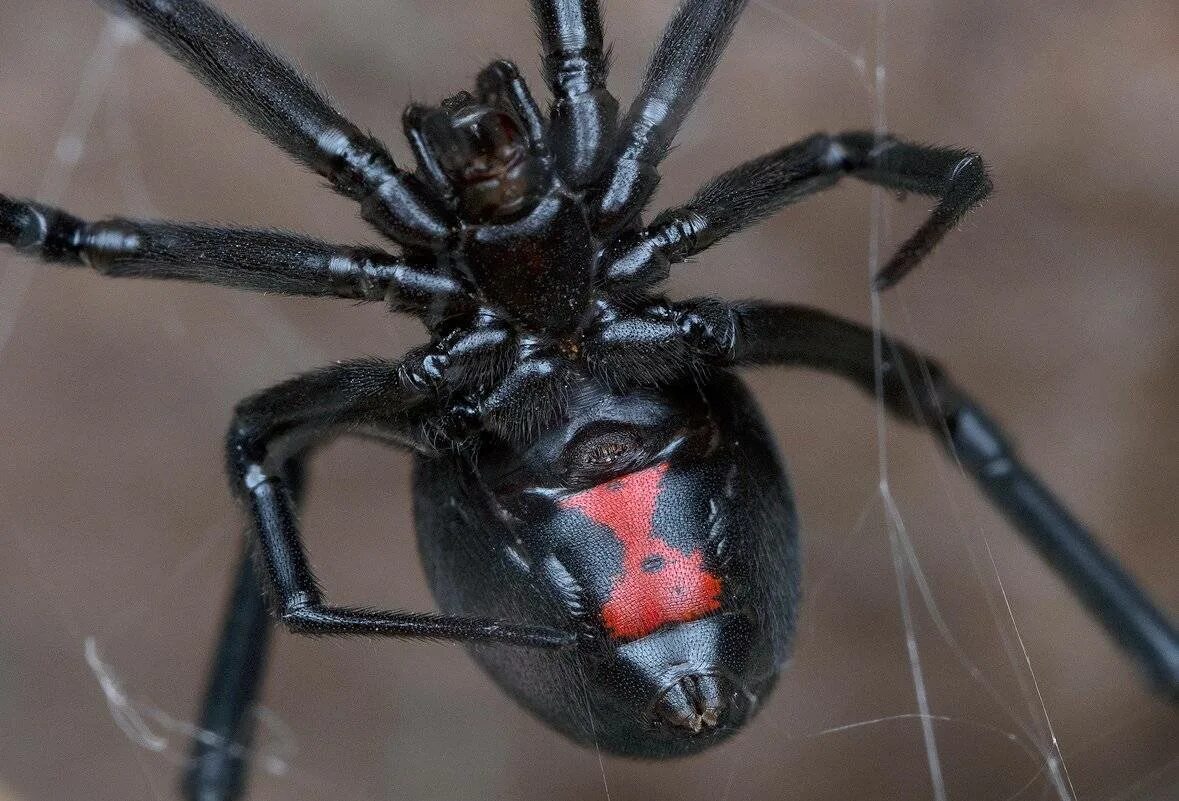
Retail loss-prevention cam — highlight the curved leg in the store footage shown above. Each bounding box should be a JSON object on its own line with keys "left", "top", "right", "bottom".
{"left": 603, "top": 132, "right": 991, "bottom": 290}
{"left": 594, "top": 0, "right": 748, "bottom": 231}
{"left": 530, "top": 0, "right": 618, "bottom": 186}
{"left": 737, "top": 303, "right": 1179, "bottom": 693}
{"left": 184, "top": 461, "right": 312, "bottom": 801}
{"left": 0, "top": 195, "right": 463, "bottom": 312}
{"left": 227, "top": 359, "right": 572, "bottom": 648}
{"left": 652, "top": 299, "right": 1179, "bottom": 694}
{"left": 97, "top": 0, "right": 451, "bottom": 247}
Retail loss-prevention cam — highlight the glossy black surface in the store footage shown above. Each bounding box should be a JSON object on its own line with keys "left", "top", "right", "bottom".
{"left": 1, "top": 0, "right": 1175, "bottom": 798}
{"left": 415, "top": 372, "right": 798, "bottom": 756}
{"left": 531, "top": 0, "right": 617, "bottom": 186}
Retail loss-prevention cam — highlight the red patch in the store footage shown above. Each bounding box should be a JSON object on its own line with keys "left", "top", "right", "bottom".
{"left": 559, "top": 463, "right": 722, "bottom": 640}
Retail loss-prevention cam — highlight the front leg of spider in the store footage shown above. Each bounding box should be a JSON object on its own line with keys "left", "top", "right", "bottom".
{"left": 603, "top": 131, "right": 991, "bottom": 291}
{"left": 97, "top": 0, "right": 453, "bottom": 249}
{"left": 531, "top": 0, "right": 619, "bottom": 184}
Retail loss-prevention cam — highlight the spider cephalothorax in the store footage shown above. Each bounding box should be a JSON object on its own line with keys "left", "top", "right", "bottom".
{"left": 3, "top": 0, "right": 1176, "bottom": 799}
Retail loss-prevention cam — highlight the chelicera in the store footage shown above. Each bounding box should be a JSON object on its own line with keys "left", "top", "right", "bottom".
{"left": 2, "top": 0, "right": 1176, "bottom": 798}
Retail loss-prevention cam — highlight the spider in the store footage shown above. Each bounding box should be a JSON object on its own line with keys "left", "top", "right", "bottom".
{"left": 2, "top": 0, "right": 1176, "bottom": 799}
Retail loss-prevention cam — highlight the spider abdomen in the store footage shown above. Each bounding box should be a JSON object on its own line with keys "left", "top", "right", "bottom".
{"left": 413, "top": 370, "right": 800, "bottom": 756}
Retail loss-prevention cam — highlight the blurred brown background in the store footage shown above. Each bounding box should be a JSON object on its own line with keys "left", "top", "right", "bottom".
{"left": 0, "top": 1, "right": 1176, "bottom": 800}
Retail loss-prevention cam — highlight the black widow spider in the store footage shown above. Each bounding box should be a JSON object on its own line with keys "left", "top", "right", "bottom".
{"left": 1, "top": 0, "right": 1176, "bottom": 798}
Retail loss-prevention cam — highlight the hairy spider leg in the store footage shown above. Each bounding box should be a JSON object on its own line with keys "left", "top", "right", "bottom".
{"left": 594, "top": 0, "right": 749, "bottom": 232}
{"left": 98, "top": 0, "right": 452, "bottom": 248}
{"left": 181, "top": 353, "right": 572, "bottom": 801}
{"left": 531, "top": 0, "right": 619, "bottom": 187}
{"left": 0, "top": 195, "right": 461, "bottom": 310}
{"left": 725, "top": 302, "right": 1179, "bottom": 691}
{"left": 603, "top": 132, "right": 991, "bottom": 290}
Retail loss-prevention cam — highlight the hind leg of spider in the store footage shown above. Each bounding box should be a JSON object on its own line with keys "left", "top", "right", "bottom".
{"left": 99, "top": 0, "right": 450, "bottom": 246}
{"left": 182, "top": 538, "right": 273, "bottom": 801}
{"left": 183, "top": 460, "right": 308, "bottom": 801}
{"left": 603, "top": 132, "right": 991, "bottom": 290}
{"left": 654, "top": 299, "right": 1179, "bottom": 694}
{"left": 0, "top": 195, "right": 462, "bottom": 311}
{"left": 227, "top": 359, "right": 572, "bottom": 649}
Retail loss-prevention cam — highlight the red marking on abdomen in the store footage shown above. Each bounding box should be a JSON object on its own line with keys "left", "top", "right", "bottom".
{"left": 559, "top": 463, "right": 722, "bottom": 641}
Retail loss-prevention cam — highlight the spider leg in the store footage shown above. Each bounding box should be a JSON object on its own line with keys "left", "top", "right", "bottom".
{"left": 397, "top": 323, "right": 515, "bottom": 395}
{"left": 182, "top": 537, "right": 272, "bottom": 801}
{"left": 603, "top": 132, "right": 991, "bottom": 289}
{"left": 530, "top": 0, "right": 618, "bottom": 186}
{"left": 658, "top": 299, "right": 1179, "bottom": 694}
{"left": 425, "top": 343, "right": 571, "bottom": 449}
{"left": 0, "top": 195, "right": 463, "bottom": 312}
{"left": 97, "top": 0, "right": 452, "bottom": 248}
{"left": 228, "top": 358, "right": 573, "bottom": 648}
{"left": 594, "top": 0, "right": 749, "bottom": 232}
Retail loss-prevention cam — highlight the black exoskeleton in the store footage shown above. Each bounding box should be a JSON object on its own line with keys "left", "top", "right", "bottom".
{"left": 2, "top": 0, "right": 1176, "bottom": 799}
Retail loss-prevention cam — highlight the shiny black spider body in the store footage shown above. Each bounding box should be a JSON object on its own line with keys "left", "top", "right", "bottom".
{"left": 1, "top": 0, "right": 1176, "bottom": 798}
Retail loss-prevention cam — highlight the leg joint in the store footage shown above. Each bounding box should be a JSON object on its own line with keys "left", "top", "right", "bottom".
{"left": 80, "top": 220, "right": 142, "bottom": 273}
{"left": 278, "top": 595, "right": 322, "bottom": 633}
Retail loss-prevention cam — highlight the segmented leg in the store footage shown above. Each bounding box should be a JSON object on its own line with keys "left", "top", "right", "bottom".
{"left": 182, "top": 539, "right": 272, "bottom": 801}
{"left": 97, "top": 0, "right": 451, "bottom": 247}
{"left": 0, "top": 195, "right": 463, "bottom": 311}
{"left": 594, "top": 0, "right": 749, "bottom": 231}
{"left": 226, "top": 359, "right": 572, "bottom": 647}
{"left": 602, "top": 132, "right": 991, "bottom": 290}
{"left": 626, "top": 298, "right": 1179, "bottom": 694}
{"left": 530, "top": 0, "right": 618, "bottom": 186}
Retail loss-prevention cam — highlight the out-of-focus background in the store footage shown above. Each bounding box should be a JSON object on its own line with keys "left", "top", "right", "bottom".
{"left": 0, "top": 1, "right": 1176, "bottom": 799}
